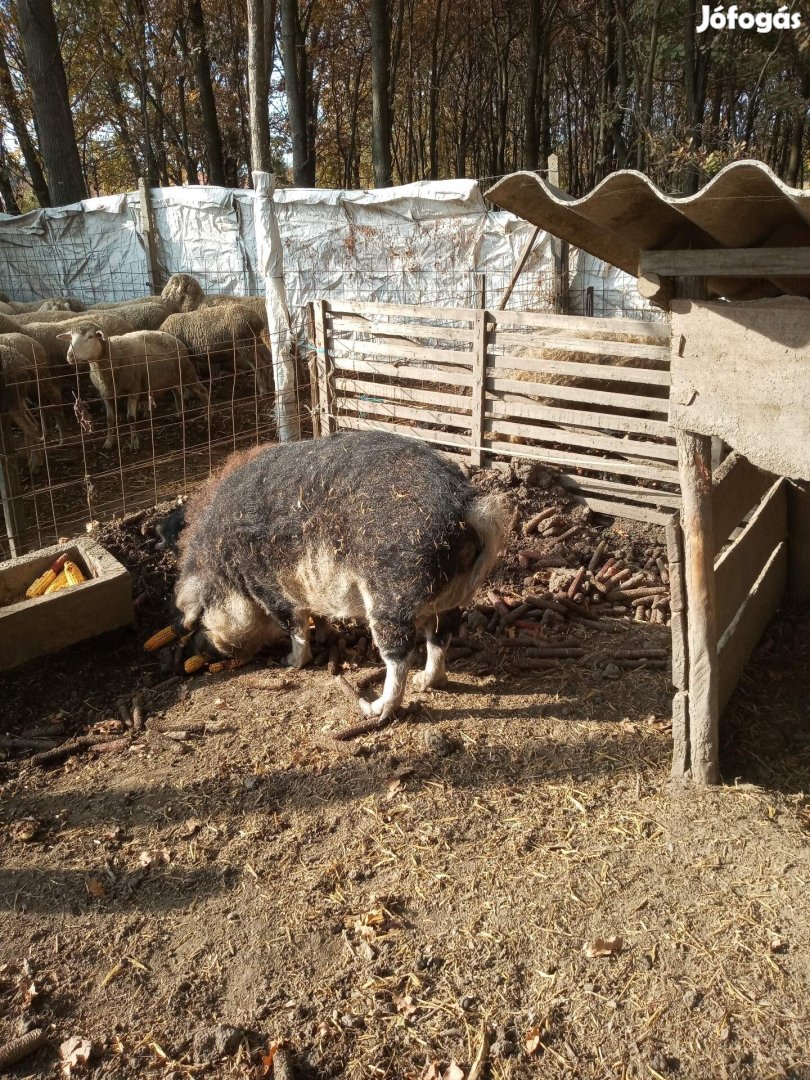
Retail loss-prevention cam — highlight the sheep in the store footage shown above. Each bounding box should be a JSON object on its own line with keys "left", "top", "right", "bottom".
{"left": 0, "top": 312, "right": 136, "bottom": 371}
{"left": 0, "top": 343, "right": 47, "bottom": 472}
{"left": 175, "top": 431, "right": 509, "bottom": 719}
{"left": 0, "top": 331, "right": 67, "bottom": 443}
{"left": 15, "top": 301, "right": 170, "bottom": 331}
{"left": 200, "top": 294, "right": 268, "bottom": 325}
{"left": 86, "top": 273, "right": 204, "bottom": 315}
{"left": 2, "top": 297, "right": 82, "bottom": 314}
{"left": 162, "top": 302, "right": 273, "bottom": 394}
{"left": 58, "top": 322, "right": 208, "bottom": 451}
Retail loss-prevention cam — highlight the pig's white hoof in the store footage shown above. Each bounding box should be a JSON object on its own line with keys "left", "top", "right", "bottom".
{"left": 413, "top": 670, "right": 448, "bottom": 692}
{"left": 103, "top": 438, "right": 114, "bottom": 450}
{"left": 359, "top": 697, "right": 385, "bottom": 718}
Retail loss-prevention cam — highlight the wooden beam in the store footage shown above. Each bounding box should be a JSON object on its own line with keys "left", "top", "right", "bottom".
{"left": 498, "top": 226, "right": 541, "bottom": 311}
{"left": 711, "top": 452, "right": 774, "bottom": 556}
{"left": 641, "top": 247, "right": 810, "bottom": 278}
{"left": 0, "top": 414, "right": 25, "bottom": 558}
{"left": 313, "top": 300, "right": 335, "bottom": 435}
{"left": 137, "top": 177, "right": 161, "bottom": 294}
{"left": 470, "top": 308, "right": 487, "bottom": 466}
{"left": 677, "top": 430, "right": 720, "bottom": 784}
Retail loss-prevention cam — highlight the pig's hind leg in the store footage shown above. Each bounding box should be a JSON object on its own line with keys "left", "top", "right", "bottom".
{"left": 362, "top": 615, "right": 417, "bottom": 720}
{"left": 413, "top": 609, "right": 461, "bottom": 692}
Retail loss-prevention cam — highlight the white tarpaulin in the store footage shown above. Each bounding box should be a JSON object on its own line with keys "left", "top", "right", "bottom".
{"left": 0, "top": 179, "right": 654, "bottom": 321}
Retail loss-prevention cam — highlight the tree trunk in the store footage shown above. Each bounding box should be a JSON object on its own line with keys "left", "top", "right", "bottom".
{"left": 247, "top": 0, "right": 271, "bottom": 173}
{"left": 186, "top": 0, "right": 226, "bottom": 185}
{"left": 682, "top": 0, "right": 711, "bottom": 194}
{"left": 524, "top": 0, "right": 542, "bottom": 168}
{"left": 370, "top": 0, "right": 393, "bottom": 186}
{"left": 0, "top": 33, "right": 51, "bottom": 206}
{"left": 177, "top": 72, "right": 199, "bottom": 183}
{"left": 15, "top": 0, "right": 86, "bottom": 204}
{"left": 0, "top": 144, "right": 20, "bottom": 213}
{"left": 280, "top": 0, "right": 315, "bottom": 184}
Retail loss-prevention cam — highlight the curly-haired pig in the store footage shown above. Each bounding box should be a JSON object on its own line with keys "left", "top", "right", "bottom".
{"left": 174, "top": 431, "right": 508, "bottom": 720}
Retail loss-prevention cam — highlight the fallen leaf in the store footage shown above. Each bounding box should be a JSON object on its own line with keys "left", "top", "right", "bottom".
{"left": 137, "top": 848, "right": 172, "bottom": 869}
{"left": 260, "top": 1040, "right": 280, "bottom": 1076}
{"left": 386, "top": 777, "right": 403, "bottom": 800}
{"left": 421, "top": 1063, "right": 440, "bottom": 1080}
{"left": 524, "top": 1026, "right": 543, "bottom": 1055}
{"left": 60, "top": 1035, "right": 92, "bottom": 1076}
{"left": 393, "top": 993, "right": 418, "bottom": 1017}
{"left": 85, "top": 878, "right": 107, "bottom": 899}
{"left": 180, "top": 817, "right": 201, "bottom": 838}
{"left": 583, "top": 935, "right": 624, "bottom": 958}
{"left": 444, "top": 1063, "right": 465, "bottom": 1080}
{"left": 769, "top": 935, "right": 787, "bottom": 953}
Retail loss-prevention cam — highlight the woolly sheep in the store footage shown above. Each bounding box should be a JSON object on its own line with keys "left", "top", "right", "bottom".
{"left": 0, "top": 331, "right": 67, "bottom": 443}
{"left": 58, "top": 323, "right": 208, "bottom": 451}
{"left": 0, "top": 343, "right": 47, "bottom": 472}
{"left": 162, "top": 302, "right": 272, "bottom": 395}
{"left": 0, "top": 312, "right": 136, "bottom": 371}
{"left": 86, "top": 273, "right": 204, "bottom": 315}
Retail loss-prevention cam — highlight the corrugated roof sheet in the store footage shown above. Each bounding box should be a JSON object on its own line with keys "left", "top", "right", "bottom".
{"left": 486, "top": 160, "right": 810, "bottom": 300}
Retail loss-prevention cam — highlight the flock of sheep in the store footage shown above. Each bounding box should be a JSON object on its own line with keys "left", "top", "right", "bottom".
{"left": 0, "top": 274, "right": 273, "bottom": 471}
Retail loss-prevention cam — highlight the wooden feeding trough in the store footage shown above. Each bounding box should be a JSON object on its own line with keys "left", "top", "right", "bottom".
{"left": 487, "top": 160, "right": 810, "bottom": 783}
{"left": 0, "top": 538, "right": 133, "bottom": 671}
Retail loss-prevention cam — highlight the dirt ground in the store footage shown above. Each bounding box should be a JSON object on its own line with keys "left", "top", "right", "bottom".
{"left": 0, "top": 465, "right": 808, "bottom": 1080}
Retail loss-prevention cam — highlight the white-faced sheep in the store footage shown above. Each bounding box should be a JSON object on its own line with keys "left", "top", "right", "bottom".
{"left": 85, "top": 273, "right": 204, "bottom": 315}
{"left": 1, "top": 312, "right": 136, "bottom": 372}
{"left": 59, "top": 323, "right": 208, "bottom": 451}
{"left": 2, "top": 297, "right": 83, "bottom": 314}
{"left": 200, "top": 294, "right": 268, "bottom": 326}
{"left": 162, "top": 302, "right": 273, "bottom": 395}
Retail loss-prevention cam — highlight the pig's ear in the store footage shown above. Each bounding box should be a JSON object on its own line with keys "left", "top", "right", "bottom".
{"left": 175, "top": 574, "right": 205, "bottom": 629}
{"left": 56, "top": 332, "right": 72, "bottom": 341}
{"left": 95, "top": 329, "right": 107, "bottom": 342}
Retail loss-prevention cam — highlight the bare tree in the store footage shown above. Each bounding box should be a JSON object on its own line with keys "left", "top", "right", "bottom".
{"left": 247, "top": 0, "right": 271, "bottom": 173}
{"left": 185, "top": 0, "right": 227, "bottom": 184}
{"left": 0, "top": 32, "right": 50, "bottom": 205}
{"left": 15, "top": 0, "right": 86, "bottom": 204}
{"left": 280, "top": 0, "right": 315, "bottom": 184}
{"left": 369, "top": 0, "right": 393, "bottom": 186}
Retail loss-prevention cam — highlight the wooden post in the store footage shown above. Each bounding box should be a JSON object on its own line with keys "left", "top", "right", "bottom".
{"left": 666, "top": 513, "right": 689, "bottom": 778}
{"left": 0, "top": 414, "right": 25, "bottom": 558}
{"left": 474, "top": 272, "right": 486, "bottom": 310}
{"left": 470, "top": 308, "right": 488, "bottom": 468}
{"left": 552, "top": 238, "right": 569, "bottom": 314}
{"left": 137, "top": 177, "right": 161, "bottom": 295}
{"left": 676, "top": 430, "right": 720, "bottom": 784}
{"left": 312, "top": 299, "right": 335, "bottom": 435}
{"left": 498, "top": 226, "right": 540, "bottom": 311}
{"left": 306, "top": 302, "right": 321, "bottom": 439}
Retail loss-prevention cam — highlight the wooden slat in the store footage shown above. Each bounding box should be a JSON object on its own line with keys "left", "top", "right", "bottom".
{"left": 489, "top": 351, "right": 671, "bottom": 387}
{"left": 334, "top": 377, "right": 470, "bottom": 412}
{"left": 488, "top": 376, "right": 669, "bottom": 415}
{"left": 313, "top": 300, "right": 334, "bottom": 435}
{"left": 558, "top": 473, "right": 681, "bottom": 506}
{"left": 714, "top": 480, "right": 787, "bottom": 638}
{"left": 486, "top": 400, "right": 677, "bottom": 462}
{"left": 482, "top": 397, "right": 672, "bottom": 438}
{"left": 671, "top": 691, "right": 689, "bottom": 779}
{"left": 496, "top": 330, "right": 670, "bottom": 362}
{"left": 718, "top": 541, "right": 787, "bottom": 714}
{"left": 330, "top": 300, "right": 475, "bottom": 322}
{"left": 711, "top": 452, "right": 775, "bottom": 555}
{"left": 665, "top": 513, "right": 688, "bottom": 693}
{"left": 336, "top": 414, "right": 469, "bottom": 449}
{"left": 331, "top": 314, "right": 476, "bottom": 343}
{"left": 574, "top": 495, "right": 674, "bottom": 525}
{"left": 333, "top": 335, "right": 473, "bottom": 368}
{"left": 331, "top": 355, "right": 474, "bottom": 388}
{"left": 641, "top": 247, "right": 810, "bottom": 278}
{"left": 336, "top": 397, "right": 471, "bottom": 432}
{"left": 483, "top": 429, "right": 679, "bottom": 482}
{"left": 471, "top": 308, "right": 487, "bottom": 466}
{"left": 492, "top": 307, "right": 670, "bottom": 342}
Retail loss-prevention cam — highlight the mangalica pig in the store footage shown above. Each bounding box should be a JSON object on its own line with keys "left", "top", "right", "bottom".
{"left": 175, "top": 431, "right": 508, "bottom": 719}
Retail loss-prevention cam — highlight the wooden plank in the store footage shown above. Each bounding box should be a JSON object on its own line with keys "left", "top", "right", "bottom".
{"left": 496, "top": 330, "right": 670, "bottom": 363}
{"left": 711, "top": 452, "right": 774, "bottom": 555}
{"left": 488, "top": 376, "right": 669, "bottom": 415}
{"left": 470, "top": 308, "right": 487, "bottom": 466}
{"left": 665, "top": 513, "right": 688, "bottom": 693}
{"left": 486, "top": 400, "right": 677, "bottom": 462}
{"left": 788, "top": 484, "right": 810, "bottom": 605}
{"left": 489, "top": 351, "right": 671, "bottom": 387}
{"left": 336, "top": 414, "right": 469, "bottom": 449}
{"left": 671, "top": 690, "right": 690, "bottom": 780}
{"left": 482, "top": 396, "right": 671, "bottom": 439}
{"left": 677, "top": 430, "right": 719, "bottom": 784}
{"left": 714, "top": 480, "right": 787, "bottom": 639}
{"left": 718, "top": 541, "right": 787, "bottom": 714}
{"left": 331, "top": 356, "right": 474, "bottom": 388}
{"left": 483, "top": 429, "right": 679, "bottom": 483}
{"left": 336, "top": 397, "right": 471, "bottom": 432}
{"left": 332, "top": 335, "right": 473, "bottom": 368}
{"left": 331, "top": 314, "right": 476, "bottom": 343}
{"left": 313, "top": 300, "right": 335, "bottom": 435}
{"left": 573, "top": 495, "right": 674, "bottom": 525}
{"left": 670, "top": 300, "right": 810, "bottom": 481}
{"left": 0, "top": 416, "right": 25, "bottom": 559}
{"left": 331, "top": 300, "right": 475, "bottom": 323}
{"left": 558, "top": 473, "right": 681, "bottom": 507}
{"left": 498, "top": 226, "right": 541, "bottom": 310}
{"left": 642, "top": 247, "right": 810, "bottom": 278}
{"left": 306, "top": 303, "right": 321, "bottom": 438}
{"left": 334, "top": 377, "right": 470, "bottom": 412}
{"left": 137, "top": 177, "right": 161, "bottom": 294}
{"left": 492, "top": 307, "right": 670, "bottom": 342}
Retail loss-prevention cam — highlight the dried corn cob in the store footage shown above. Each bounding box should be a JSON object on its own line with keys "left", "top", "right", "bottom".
{"left": 43, "top": 569, "right": 69, "bottom": 594}
{"left": 63, "top": 560, "right": 86, "bottom": 586}
{"left": 207, "top": 658, "right": 247, "bottom": 673}
{"left": 144, "top": 625, "right": 178, "bottom": 651}
{"left": 25, "top": 553, "right": 68, "bottom": 598}
{"left": 183, "top": 654, "right": 207, "bottom": 674}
